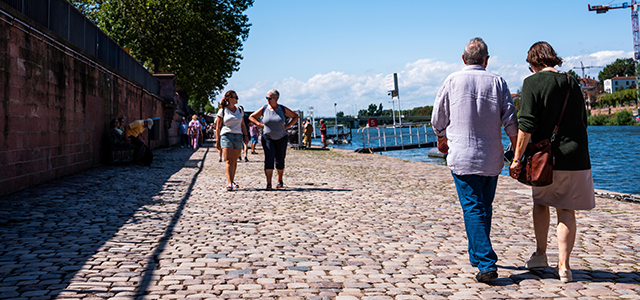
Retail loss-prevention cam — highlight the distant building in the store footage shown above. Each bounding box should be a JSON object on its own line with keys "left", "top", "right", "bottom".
{"left": 603, "top": 76, "right": 636, "bottom": 93}
{"left": 579, "top": 76, "right": 601, "bottom": 109}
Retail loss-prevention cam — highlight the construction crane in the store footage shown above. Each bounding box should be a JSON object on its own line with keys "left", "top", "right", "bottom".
{"left": 589, "top": 1, "right": 640, "bottom": 104}
{"left": 572, "top": 61, "right": 603, "bottom": 78}
{"left": 588, "top": 1, "right": 640, "bottom": 60}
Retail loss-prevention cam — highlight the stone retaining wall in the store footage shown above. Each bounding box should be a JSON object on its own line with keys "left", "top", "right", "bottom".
{"left": 0, "top": 4, "right": 178, "bottom": 196}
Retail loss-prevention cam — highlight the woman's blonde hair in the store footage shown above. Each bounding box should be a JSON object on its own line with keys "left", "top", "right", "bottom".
{"left": 192, "top": 115, "right": 198, "bottom": 120}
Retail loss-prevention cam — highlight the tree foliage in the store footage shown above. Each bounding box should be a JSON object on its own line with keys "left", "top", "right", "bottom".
{"left": 596, "top": 88, "right": 638, "bottom": 108}
{"left": 588, "top": 110, "right": 637, "bottom": 126}
{"left": 598, "top": 58, "right": 636, "bottom": 82}
{"left": 405, "top": 105, "right": 433, "bottom": 116}
{"left": 567, "top": 70, "right": 580, "bottom": 82}
{"left": 358, "top": 103, "right": 384, "bottom": 117}
{"left": 69, "top": 0, "right": 254, "bottom": 108}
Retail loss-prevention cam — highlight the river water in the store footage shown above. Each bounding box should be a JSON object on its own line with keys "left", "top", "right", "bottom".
{"left": 317, "top": 125, "right": 640, "bottom": 195}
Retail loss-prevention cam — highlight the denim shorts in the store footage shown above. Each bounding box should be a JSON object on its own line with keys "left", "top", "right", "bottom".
{"left": 220, "top": 133, "right": 243, "bottom": 150}
{"left": 251, "top": 136, "right": 259, "bottom": 144}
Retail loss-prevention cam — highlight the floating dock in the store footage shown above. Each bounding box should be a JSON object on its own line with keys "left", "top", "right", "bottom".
{"left": 354, "top": 141, "right": 436, "bottom": 153}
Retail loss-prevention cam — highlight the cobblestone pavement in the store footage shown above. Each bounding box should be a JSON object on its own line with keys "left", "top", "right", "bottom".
{"left": 1, "top": 141, "right": 639, "bottom": 300}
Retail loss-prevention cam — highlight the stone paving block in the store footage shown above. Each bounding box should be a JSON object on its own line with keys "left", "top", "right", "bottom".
{"left": 1, "top": 145, "right": 640, "bottom": 299}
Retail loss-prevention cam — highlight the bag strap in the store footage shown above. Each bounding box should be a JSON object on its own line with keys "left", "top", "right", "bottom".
{"left": 551, "top": 73, "right": 572, "bottom": 142}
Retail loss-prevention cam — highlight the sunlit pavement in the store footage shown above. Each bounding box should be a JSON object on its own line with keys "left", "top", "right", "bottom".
{"left": 1, "top": 141, "right": 639, "bottom": 299}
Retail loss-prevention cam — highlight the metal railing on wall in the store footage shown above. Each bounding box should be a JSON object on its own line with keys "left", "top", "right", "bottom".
{"left": 1, "top": 0, "right": 159, "bottom": 94}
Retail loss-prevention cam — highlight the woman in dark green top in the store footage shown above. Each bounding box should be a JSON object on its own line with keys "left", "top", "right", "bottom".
{"left": 509, "top": 42, "right": 595, "bottom": 283}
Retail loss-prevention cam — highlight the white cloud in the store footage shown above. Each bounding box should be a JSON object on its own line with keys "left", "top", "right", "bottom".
{"left": 229, "top": 51, "right": 632, "bottom": 117}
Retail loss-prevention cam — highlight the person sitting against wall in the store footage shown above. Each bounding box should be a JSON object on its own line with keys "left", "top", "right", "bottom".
{"left": 125, "top": 118, "right": 154, "bottom": 166}
{"left": 110, "top": 119, "right": 125, "bottom": 145}
{"left": 118, "top": 117, "right": 126, "bottom": 133}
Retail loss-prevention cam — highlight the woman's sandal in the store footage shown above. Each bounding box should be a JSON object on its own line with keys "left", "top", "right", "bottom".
{"left": 276, "top": 181, "right": 284, "bottom": 188}
{"left": 226, "top": 184, "right": 233, "bottom": 191}
{"left": 232, "top": 182, "right": 239, "bottom": 189}
{"left": 266, "top": 183, "right": 272, "bottom": 191}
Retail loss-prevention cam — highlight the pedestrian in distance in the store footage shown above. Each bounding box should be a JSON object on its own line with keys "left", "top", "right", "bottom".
{"left": 249, "top": 89, "right": 299, "bottom": 191}
{"left": 249, "top": 122, "right": 259, "bottom": 154}
{"left": 303, "top": 120, "right": 313, "bottom": 148}
{"left": 214, "top": 116, "right": 223, "bottom": 162}
{"left": 509, "top": 41, "right": 595, "bottom": 283}
{"left": 319, "top": 119, "right": 327, "bottom": 148}
{"left": 431, "top": 37, "right": 518, "bottom": 283}
{"left": 179, "top": 117, "right": 189, "bottom": 148}
{"left": 188, "top": 115, "right": 201, "bottom": 150}
{"left": 238, "top": 105, "right": 250, "bottom": 162}
{"left": 198, "top": 113, "right": 207, "bottom": 145}
{"left": 216, "top": 90, "right": 249, "bottom": 191}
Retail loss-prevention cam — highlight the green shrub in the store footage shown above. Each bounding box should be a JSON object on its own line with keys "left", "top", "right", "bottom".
{"left": 616, "top": 110, "right": 634, "bottom": 125}
{"left": 588, "top": 109, "right": 638, "bottom": 125}
{"left": 588, "top": 114, "right": 610, "bottom": 126}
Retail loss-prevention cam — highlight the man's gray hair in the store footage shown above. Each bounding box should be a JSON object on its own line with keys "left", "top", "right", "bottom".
{"left": 463, "top": 37, "right": 489, "bottom": 65}
{"left": 267, "top": 89, "right": 279, "bottom": 99}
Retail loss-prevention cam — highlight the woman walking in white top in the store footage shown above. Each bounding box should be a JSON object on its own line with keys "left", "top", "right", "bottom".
{"left": 216, "top": 90, "right": 249, "bottom": 191}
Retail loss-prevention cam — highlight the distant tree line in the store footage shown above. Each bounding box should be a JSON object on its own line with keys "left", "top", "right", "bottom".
{"left": 357, "top": 103, "right": 433, "bottom": 117}
{"left": 595, "top": 89, "right": 638, "bottom": 108}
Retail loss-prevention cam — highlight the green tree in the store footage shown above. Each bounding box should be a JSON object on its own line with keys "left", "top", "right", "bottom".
{"left": 616, "top": 109, "right": 634, "bottom": 125}
{"left": 377, "top": 103, "right": 384, "bottom": 115}
{"left": 598, "top": 58, "right": 636, "bottom": 82}
{"left": 407, "top": 105, "right": 433, "bottom": 116}
{"left": 70, "top": 0, "right": 254, "bottom": 108}
{"left": 567, "top": 69, "right": 580, "bottom": 82}
{"left": 336, "top": 111, "right": 344, "bottom": 118}
{"left": 367, "top": 104, "right": 378, "bottom": 116}
{"left": 596, "top": 88, "right": 638, "bottom": 107}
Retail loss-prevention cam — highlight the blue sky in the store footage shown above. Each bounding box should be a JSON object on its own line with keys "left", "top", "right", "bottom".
{"left": 222, "top": 0, "right": 634, "bottom": 117}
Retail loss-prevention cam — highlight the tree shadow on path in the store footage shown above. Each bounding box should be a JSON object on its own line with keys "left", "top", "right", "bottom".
{"left": 0, "top": 145, "right": 209, "bottom": 299}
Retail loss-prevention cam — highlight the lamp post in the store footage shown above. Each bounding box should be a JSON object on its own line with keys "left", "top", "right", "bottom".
{"left": 334, "top": 103, "right": 338, "bottom": 134}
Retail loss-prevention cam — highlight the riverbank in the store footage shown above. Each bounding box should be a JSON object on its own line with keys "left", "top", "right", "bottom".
{"left": 0, "top": 142, "right": 638, "bottom": 299}
{"left": 326, "top": 125, "right": 640, "bottom": 195}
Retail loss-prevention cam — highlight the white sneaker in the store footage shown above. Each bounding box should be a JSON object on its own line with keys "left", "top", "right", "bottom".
{"left": 525, "top": 252, "right": 548, "bottom": 269}
{"left": 554, "top": 267, "right": 573, "bottom": 283}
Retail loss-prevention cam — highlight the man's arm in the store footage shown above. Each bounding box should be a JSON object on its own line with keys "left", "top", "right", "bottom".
{"left": 500, "top": 79, "right": 519, "bottom": 138}
{"left": 431, "top": 79, "right": 450, "bottom": 153}
{"left": 431, "top": 79, "right": 450, "bottom": 137}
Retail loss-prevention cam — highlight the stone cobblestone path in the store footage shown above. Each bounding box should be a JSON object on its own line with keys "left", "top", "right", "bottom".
{"left": 1, "top": 141, "right": 639, "bottom": 299}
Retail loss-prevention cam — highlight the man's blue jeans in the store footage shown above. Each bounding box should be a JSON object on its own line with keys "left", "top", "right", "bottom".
{"left": 452, "top": 172, "right": 499, "bottom": 273}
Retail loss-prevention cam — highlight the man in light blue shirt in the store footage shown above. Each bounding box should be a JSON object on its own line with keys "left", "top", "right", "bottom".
{"left": 431, "top": 37, "right": 518, "bottom": 283}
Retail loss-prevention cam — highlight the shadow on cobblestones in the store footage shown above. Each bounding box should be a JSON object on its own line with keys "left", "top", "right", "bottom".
{"left": 0, "top": 145, "right": 206, "bottom": 299}
{"left": 135, "top": 147, "right": 209, "bottom": 298}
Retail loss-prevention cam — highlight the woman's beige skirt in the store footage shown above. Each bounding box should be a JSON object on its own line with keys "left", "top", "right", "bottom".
{"left": 532, "top": 169, "right": 596, "bottom": 210}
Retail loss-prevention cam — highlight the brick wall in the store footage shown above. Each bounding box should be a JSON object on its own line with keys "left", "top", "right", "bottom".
{"left": 0, "top": 6, "right": 177, "bottom": 196}
{"left": 590, "top": 104, "right": 637, "bottom": 116}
